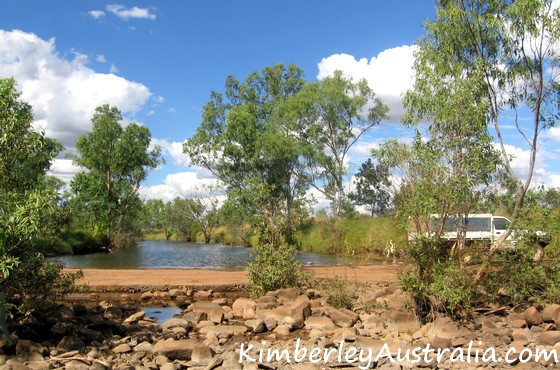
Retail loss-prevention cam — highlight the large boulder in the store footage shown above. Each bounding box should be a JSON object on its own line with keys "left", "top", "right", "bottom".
{"left": 384, "top": 310, "right": 420, "bottom": 333}
{"left": 153, "top": 339, "right": 198, "bottom": 360}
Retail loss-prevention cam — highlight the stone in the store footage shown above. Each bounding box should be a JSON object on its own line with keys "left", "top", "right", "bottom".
{"left": 431, "top": 336, "right": 452, "bottom": 350}
{"left": 134, "top": 341, "right": 155, "bottom": 354}
{"left": 104, "top": 306, "right": 122, "bottom": 320}
{"left": 524, "top": 306, "right": 543, "bottom": 327}
{"left": 510, "top": 319, "right": 527, "bottom": 328}
{"left": 542, "top": 304, "right": 560, "bottom": 323}
{"left": 64, "top": 360, "right": 90, "bottom": 370}
{"left": 305, "top": 316, "right": 336, "bottom": 331}
{"left": 384, "top": 310, "right": 420, "bottom": 333}
{"left": 191, "top": 344, "right": 214, "bottom": 366}
{"left": 276, "top": 287, "right": 301, "bottom": 299}
{"left": 57, "top": 335, "right": 85, "bottom": 352}
{"left": 153, "top": 339, "right": 198, "bottom": 360}
{"left": 194, "top": 290, "right": 212, "bottom": 300}
{"left": 169, "top": 288, "right": 185, "bottom": 298}
{"left": 245, "top": 319, "right": 267, "bottom": 334}
{"left": 199, "top": 325, "right": 248, "bottom": 336}
{"left": 123, "top": 311, "right": 146, "bottom": 324}
{"left": 26, "top": 361, "right": 52, "bottom": 370}
{"left": 537, "top": 331, "right": 560, "bottom": 346}
{"left": 113, "top": 343, "right": 132, "bottom": 354}
{"left": 140, "top": 292, "right": 153, "bottom": 301}
{"left": 363, "top": 314, "right": 385, "bottom": 331}
{"left": 232, "top": 298, "right": 257, "bottom": 318}
{"left": 15, "top": 339, "right": 44, "bottom": 355}
{"left": 273, "top": 324, "right": 291, "bottom": 336}
{"left": 162, "top": 318, "right": 190, "bottom": 330}
{"left": 327, "top": 308, "right": 356, "bottom": 328}
{"left": 159, "top": 364, "right": 175, "bottom": 370}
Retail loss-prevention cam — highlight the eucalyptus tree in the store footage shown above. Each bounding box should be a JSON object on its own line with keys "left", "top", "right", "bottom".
{"left": 409, "top": 0, "right": 560, "bottom": 253}
{"left": 183, "top": 63, "right": 308, "bottom": 216}
{"left": 348, "top": 158, "right": 391, "bottom": 217}
{"left": 70, "top": 104, "right": 163, "bottom": 245}
{"left": 284, "top": 71, "right": 389, "bottom": 217}
{"left": 0, "top": 78, "right": 79, "bottom": 334}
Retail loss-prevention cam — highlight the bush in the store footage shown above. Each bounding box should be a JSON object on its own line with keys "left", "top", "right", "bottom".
{"left": 246, "top": 243, "right": 304, "bottom": 298}
{"left": 322, "top": 277, "right": 360, "bottom": 309}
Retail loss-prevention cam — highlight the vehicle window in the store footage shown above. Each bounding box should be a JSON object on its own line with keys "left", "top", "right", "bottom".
{"left": 465, "top": 217, "right": 490, "bottom": 231}
{"left": 493, "top": 218, "right": 510, "bottom": 231}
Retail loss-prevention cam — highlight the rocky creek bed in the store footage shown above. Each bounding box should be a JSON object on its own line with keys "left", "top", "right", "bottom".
{"left": 2, "top": 283, "right": 560, "bottom": 369}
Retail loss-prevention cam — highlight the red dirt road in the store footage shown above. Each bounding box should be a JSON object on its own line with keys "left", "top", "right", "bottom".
{"left": 66, "top": 264, "right": 402, "bottom": 288}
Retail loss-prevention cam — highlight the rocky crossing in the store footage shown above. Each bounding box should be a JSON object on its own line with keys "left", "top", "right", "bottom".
{"left": 1, "top": 284, "right": 560, "bottom": 369}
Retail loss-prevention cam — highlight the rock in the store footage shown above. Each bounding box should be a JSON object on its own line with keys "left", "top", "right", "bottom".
{"left": 257, "top": 304, "right": 308, "bottom": 330}
{"left": 542, "top": 304, "right": 560, "bottom": 323}
{"left": 57, "top": 335, "right": 85, "bottom": 352}
{"left": 524, "top": 306, "right": 543, "bottom": 327}
{"left": 327, "top": 308, "right": 356, "bottom": 328}
{"left": 245, "top": 319, "right": 267, "bottom": 334}
{"left": 191, "top": 344, "right": 214, "bottom": 366}
{"left": 123, "top": 311, "right": 146, "bottom": 324}
{"left": 64, "top": 360, "right": 90, "bottom": 370}
{"left": 133, "top": 341, "right": 154, "bottom": 353}
{"left": 431, "top": 336, "right": 452, "bottom": 350}
{"left": 194, "top": 290, "right": 213, "bottom": 300}
{"left": 26, "top": 361, "right": 52, "bottom": 370}
{"left": 169, "top": 288, "right": 185, "bottom": 298}
{"left": 232, "top": 298, "right": 257, "bottom": 318}
{"left": 363, "top": 314, "right": 385, "bottom": 331}
{"left": 199, "top": 325, "right": 248, "bottom": 336}
{"left": 305, "top": 316, "right": 336, "bottom": 331}
{"left": 273, "top": 324, "right": 291, "bottom": 336}
{"left": 276, "top": 288, "right": 301, "bottom": 299}
{"left": 384, "top": 309, "right": 420, "bottom": 333}
{"left": 153, "top": 339, "right": 198, "bottom": 360}
{"left": 537, "top": 331, "right": 560, "bottom": 346}
{"left": 140, "top": 292, "right": 153, "bottom": 301}
{"left": 263, "top": 317, "right": 277, "bottom": 331}
{"left": 113, "top": 343, "right": 132, "bottom": 354}
{"left": 510, "top": 319, "right": 527, "bottom": 328}
{"left": 162, "top": 318, "right": 190, "bottom": 330}
{"left": 104, "top": 306, "right": 122, "bottom": 320}
{"left": 15, "top": 339, "right": 44, "bottom": 355}
{"left": 159, "top": 364, "right": 175, "bottom": 370}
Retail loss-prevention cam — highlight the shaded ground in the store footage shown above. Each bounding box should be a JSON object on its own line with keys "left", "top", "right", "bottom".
{"left": 65, "top": 263, "right": 402, "bottom": 290}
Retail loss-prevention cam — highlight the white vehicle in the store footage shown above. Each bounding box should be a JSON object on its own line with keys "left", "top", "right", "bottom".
{"left": 408, "top": 214, "right": 550, "bottom": 261}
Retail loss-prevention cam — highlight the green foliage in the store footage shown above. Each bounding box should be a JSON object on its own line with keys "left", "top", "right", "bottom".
{"left": 322, "top": 277, "right": 359, "bottom": 309}
{"left": 349, "top": 158, "right": 392, "bottom": 217}
{"left": 284, "top": 71, "right": 389, "bottom": 216}
{"left": 184, "top": 63, "right": 309, "bottom": 221}
{"left": 70, "top": 104, "right": 163, "bottom": 246}
{"left": 399, "top": 238, "right": 474, "bottom": 318}
{"left": 296, "top": 216, "right": 406, "bottom": 257}
{"left": 247, "top": 243, "right": 303, "bottom": 298}
{"left": 0, "top": 78, "right": 81, "bottom": 344}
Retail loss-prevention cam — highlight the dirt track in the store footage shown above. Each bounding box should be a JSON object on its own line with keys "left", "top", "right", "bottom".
{"left": 66, "top": 264, "right": 402, "bottom": 289}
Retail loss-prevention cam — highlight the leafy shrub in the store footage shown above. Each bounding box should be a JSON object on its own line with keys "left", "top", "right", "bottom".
{"left": 322, "top": 277, "right": 359, "bottom": 309}
{"left": 247, "top": 243, "right": 303, "bottom": 298}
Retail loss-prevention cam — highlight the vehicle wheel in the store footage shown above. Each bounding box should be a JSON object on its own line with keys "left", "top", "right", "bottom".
{"left": 533, "top": 244, "right": 544, "bottom": 263}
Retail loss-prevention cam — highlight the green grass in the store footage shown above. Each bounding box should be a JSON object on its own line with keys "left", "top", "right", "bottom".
{"left": 143, "top": 215, "right": 407, "bottom": 258}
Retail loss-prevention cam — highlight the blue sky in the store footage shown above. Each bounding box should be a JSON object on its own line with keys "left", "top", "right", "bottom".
{"left": 1, "top": 1, "right": 558, "bottom": 204}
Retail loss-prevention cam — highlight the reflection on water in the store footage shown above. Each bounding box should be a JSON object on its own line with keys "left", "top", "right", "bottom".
{"left": 142, "top": 307, "right": 182, "bottom": 324}
{"left": 50, "top": 240, "right": 358, "bottom": 270}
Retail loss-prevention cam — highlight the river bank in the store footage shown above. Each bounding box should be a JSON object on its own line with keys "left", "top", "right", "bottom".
{"left": 65, "top": 264, "right": 402, "bottom": 292}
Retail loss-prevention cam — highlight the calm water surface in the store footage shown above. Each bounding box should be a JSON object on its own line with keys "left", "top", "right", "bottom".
{"left": 51, "top": 240, "right": 358, "bottom": 270}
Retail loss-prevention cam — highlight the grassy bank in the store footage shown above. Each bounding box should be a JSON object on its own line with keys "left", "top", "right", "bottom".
{"left": 143, "top": 216, "right": 406, "bottom": 257}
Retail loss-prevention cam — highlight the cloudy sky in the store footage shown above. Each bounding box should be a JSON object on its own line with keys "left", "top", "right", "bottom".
{"left": 1, "top": 1, "right": 559, "bottom": 204}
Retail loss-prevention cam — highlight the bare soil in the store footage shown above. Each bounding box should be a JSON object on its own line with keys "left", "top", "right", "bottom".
{"left": 65, "top": 263, "right": 402, "bottom": 291}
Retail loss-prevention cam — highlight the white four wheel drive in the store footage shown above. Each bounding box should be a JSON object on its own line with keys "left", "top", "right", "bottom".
{"left": 408, "top": 214, "right": 550, "bottom": 262}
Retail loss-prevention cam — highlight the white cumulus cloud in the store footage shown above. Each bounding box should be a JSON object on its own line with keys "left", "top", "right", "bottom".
{"left": 106, "top": 4, "right": 157, "bottom": 21}
{"left": 0, "top": 29, "right": 152, "bottom": 180}
{"left": 317, "top": 45, "right": 417, "bottom": 122}
{"left": 139, "top": 172, "right": 220, "bottom": 202}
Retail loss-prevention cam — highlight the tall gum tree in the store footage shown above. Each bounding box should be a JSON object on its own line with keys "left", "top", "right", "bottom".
{"left": 183, "top": 63, "right": 308, "bottom": 216}
{"left": 70, "top": 104, "right": 163, "bottom": 245}
{"left": 283, "top": 70, "right": 389, "bottom": 217}
{"left": 405, "top": 0, "right": 560, "bottom": 259}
